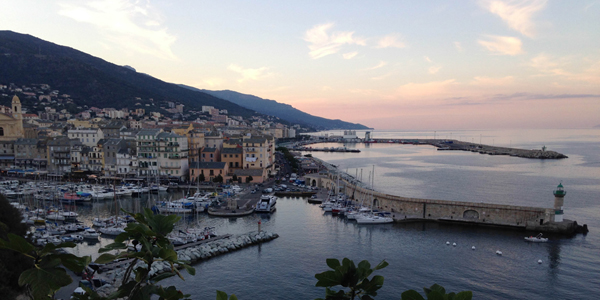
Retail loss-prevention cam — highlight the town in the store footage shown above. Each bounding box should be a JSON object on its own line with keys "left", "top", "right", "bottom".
{"left": 0, "top": 83, "right": 312, "bottom": 183}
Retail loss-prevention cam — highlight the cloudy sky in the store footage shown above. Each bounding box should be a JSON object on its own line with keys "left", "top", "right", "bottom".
{"left": 2, "top": 0, "right": 599, "bottom": 129}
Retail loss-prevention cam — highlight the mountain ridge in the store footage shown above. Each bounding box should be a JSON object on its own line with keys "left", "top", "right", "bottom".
{"left": 179, "top": 86, "right": 370, "bottom": 130}
{"left": 0, "top": 30, "right": 368, "bottom": 130}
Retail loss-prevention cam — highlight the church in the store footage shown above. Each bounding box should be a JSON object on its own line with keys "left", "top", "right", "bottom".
{"left": 0, "top": 95, "right": 25, "bottom": 141}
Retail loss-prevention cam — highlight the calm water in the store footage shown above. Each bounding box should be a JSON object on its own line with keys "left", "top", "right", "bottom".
{"left": 69, "top": 129, "right": 600, "bottom": 299}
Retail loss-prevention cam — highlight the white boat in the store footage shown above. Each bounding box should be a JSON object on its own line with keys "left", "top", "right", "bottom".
{"left": 158, "top": 201, "right": 193, "bottom": 214}
{"left": 99, "top": 226, "right": 126, "bottom": 236}
{"left": 524, "top": 233, "right": 548, "bottom": 243}
{"left": 355, "top": 214, "right": 394, "bottom": 224}
{"left": 82, "top": 228, "right": 100, "bottom": 240}
{"left": 255, "top": 195, "right": 277, "bottom": 213}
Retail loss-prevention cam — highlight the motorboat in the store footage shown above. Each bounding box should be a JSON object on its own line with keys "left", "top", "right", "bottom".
{"left": 524, "top": 233, "right": 548, "bottom": 243}
{"left": 255, "top": 195, "right": 277, "bottom": 213}
{"left": 355, "top": 214, "right": 393, "bottom": 224}
{"left": 99, "top": 226, "right": 126, "bottom": 236}
{"left": 157, "top": 201, "right": 193, "bottom": 214}
{"left": 82, "top": 228, "right": 100, "bottom": 240}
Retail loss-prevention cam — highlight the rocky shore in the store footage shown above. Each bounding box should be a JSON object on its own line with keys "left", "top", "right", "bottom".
{"left": 94, "top": 230, "right": 279, "bottom": 297}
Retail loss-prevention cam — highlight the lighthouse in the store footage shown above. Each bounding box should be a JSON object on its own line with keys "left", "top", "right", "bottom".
{"left": 553, "top": 183, "right": 566, "bottom": 222}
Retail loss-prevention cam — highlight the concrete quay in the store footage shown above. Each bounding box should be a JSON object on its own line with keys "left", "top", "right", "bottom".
{"left": 306, "top": 159, "right": 586, "bottom": 234}
{"left": 366, "top": 138, "right": 568, "bottom": 159}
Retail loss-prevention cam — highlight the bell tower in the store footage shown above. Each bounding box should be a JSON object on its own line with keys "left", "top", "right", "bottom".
{"left": 11, "top": 95, "right": 24, "bottom": 138}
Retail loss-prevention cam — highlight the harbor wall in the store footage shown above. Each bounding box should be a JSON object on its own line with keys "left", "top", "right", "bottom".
{"left": 305, "top": 169, "right": 557, "bottom": 230}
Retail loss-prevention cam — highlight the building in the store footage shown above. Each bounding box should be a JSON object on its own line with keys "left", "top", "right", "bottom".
{"left": 200, "top": 147, "right": 219, "bottom": 163}
{"left": 155, "top": 131, "right": 189, "bottom": 180}
{"left": 0, "top": 140, "right": 15, "bottom": 169}
{"left": 136, "top": 129, "right": 162, "bottom": 177}
{"left": 67, "top": 127, "right": 104, "bottom": 147}
{"left": 101, "top": 121, "right": 126, "bottom": 138}
{"left": 116, "top": 148, "right": 138, "bottom": 177}
{"left": 80, "top": 145, "right": 103, "bottom": 172}
{"left": 47, "top": 137, "right": 81, "bottom": 174}
{"left": 102, "top": 139, "right": 128, "bottom": 176}
{"left": 189, "top": 161, "right": 228, "bottom": 182}
{"left": 242, "top": 135, "right": 275, "bottom": 172}
{"left": 204, "top": 131, "right": 223, "bottom": 149}
{"left": 221, "top": 147, "right": 243, "bottom": 171}
{"left": 14, "top": 138, "right": 47, "bottom": 170}
{"left": 0, "top": 96, "right": 24, "bottom": 141}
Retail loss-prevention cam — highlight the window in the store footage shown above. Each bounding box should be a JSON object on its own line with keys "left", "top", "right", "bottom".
{"left": 209, "top": 170, "right": 214, "bottom": 176}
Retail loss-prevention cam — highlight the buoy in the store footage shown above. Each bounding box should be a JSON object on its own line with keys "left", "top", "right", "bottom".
{"left": 452, "top": 243, "right": 457, "bottom": 246}
{"left": 538, "top": 259, "right": 542, "bottom": 264}
{"left": 446, "top": 241, "right": 450, "bottom": 245}
{"left": 472, "top": 246, "right": 476, "bottom": 250}
{"left": 496, "top": 250, "right": 502, "bottom": 255}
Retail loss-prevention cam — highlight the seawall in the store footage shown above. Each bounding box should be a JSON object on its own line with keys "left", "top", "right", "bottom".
{"left": 306, "top": 159, "right": 582, "bottom": 234}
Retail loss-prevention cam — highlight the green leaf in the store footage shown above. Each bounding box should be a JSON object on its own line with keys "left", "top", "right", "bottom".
{"left": 216, "top": 290, "right": 228, "bottom": 300}
{"left": 0, "top": 233, "right": 35, "bottom": 255}
{"left": 152, "top": 272, "right": 176, "bottom": 283}
{"left": 373, "top": 260, "right": 389, "bottom": 271}
{"left": 454, "top": 291, "right": 473, "bottom": 300}
{"left": 19, "top": 266, "right": 72, "bottom": 299}
{"left": 315, "top": 270, "right": 342, "bottom": 287}
{"left": 94, "top": 253, "right": 117, "bottom": 264}
{"left": 401, "top": 290, "right": 426, "bottom": 300}
{"left": 428, "top": 284, "right": 446, "bottom": 296}
{"left": 424, "top": 290, "right": 445, "bottom": 300}
{"left": 229, "top": 295, "right": 238, "bottom": 300}
{"left": 326, "top": 258, "right": 341, "bottom": 270}
{"left": 57, "top": 253, "right": 91, "bottom": 273}
{"left": 183, "top": 263, "right": 196, "bottom": 276}
{"left": 159, "top": 248, "right": 178, "bottom": 262}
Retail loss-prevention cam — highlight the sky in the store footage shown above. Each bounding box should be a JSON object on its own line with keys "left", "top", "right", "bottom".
{"left": 1, "top": 0, "right": 599, "bottom": 130}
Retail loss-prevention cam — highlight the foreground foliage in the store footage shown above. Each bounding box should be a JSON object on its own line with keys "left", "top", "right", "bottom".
{"left": 0, "top": 195, "right": 33, "bottom": 300}
{"left": 401, "top": 284, "right": 473, "bottom": 300}
{"left": 0, "top": 234, "right": 90, "bottom": 300}
{"left": 314, "top": 258, "right": 388, "bottom": 300}
{"left": 77, "top": 208, "right": 196, "bottom": 300}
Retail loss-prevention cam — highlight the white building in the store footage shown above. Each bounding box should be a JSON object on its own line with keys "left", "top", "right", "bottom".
{"left": 67, "top": 127, "right": 104, "bottom": 147}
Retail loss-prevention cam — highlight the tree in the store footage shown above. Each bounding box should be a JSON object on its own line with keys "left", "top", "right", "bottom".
{"left": 401, "top": 284, "right": 472, "bottom": 300}
{"left": 198, "top": 173, "right": 205, "bottom": 183}
{"left": 314, "top": 258, "right": 388, "bottom": 300}
{"left": 232, "top": 174, "right": 238, "bottom": 182}
{"left": 245, "top": 175, "right": 253, "bottom": 183}
{"left": 213, "top": 174, "right": 223, "bottom": 183}
{"left": 0, "top": 195, "right": 34, "bottom": 299}
{"left": 0, "top": 234, "right": 90, "bottom": 300}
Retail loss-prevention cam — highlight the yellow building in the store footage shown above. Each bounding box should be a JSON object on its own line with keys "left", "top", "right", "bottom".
{"left": 0, "top": 96, "right": 24, "bottom": 141}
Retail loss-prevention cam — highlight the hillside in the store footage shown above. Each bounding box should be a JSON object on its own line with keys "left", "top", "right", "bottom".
{"left": 0, "top": 31, "right": 256, "bottom": 117}
{"left": 181, "top": 87, "right": 370, "bottom": 130}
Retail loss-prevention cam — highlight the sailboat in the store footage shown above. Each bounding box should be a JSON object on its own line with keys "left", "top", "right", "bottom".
{"left": 356, "top": 166, "right": 393, "bottom": 224}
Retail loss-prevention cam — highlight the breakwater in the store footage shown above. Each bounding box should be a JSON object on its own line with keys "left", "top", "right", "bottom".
{"left": 307, "top": 159, "right": 586, "bottom": 234}
{"left": 295, "top": 138, "right": 568, "bottom": 159}
{"left": 94, "top": 230, "right": 279, "bottom": 297}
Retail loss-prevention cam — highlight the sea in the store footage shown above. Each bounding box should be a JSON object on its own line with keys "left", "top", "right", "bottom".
{"left": 65, "top": 129, "right": 600, "bottom": 299}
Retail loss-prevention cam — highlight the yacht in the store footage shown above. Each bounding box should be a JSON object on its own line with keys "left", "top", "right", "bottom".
{"left": 255, "top": 195, "right": 277, "bottom": 213}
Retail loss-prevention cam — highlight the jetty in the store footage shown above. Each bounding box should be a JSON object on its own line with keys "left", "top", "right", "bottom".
{"left": 305, "top": 159, "right": 586, "bottom": 234}
{"left": 291, "top": 138, "right": 568, "bottom": 159}
{"left": 93, "top": 231, "right": 279, "bottom": 297}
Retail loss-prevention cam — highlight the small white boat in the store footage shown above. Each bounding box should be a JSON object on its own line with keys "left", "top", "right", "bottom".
{"left": 524, "top": 233, "right": 548, "bottom": 243}
{"left": 82, "top": 228, "right": 100, "bottom": 240}
{"left": 496, "top": 250, "right": 503, "bottom": 255}
{"left": 356, "top": 214, "right": 393, "bottom": 224}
